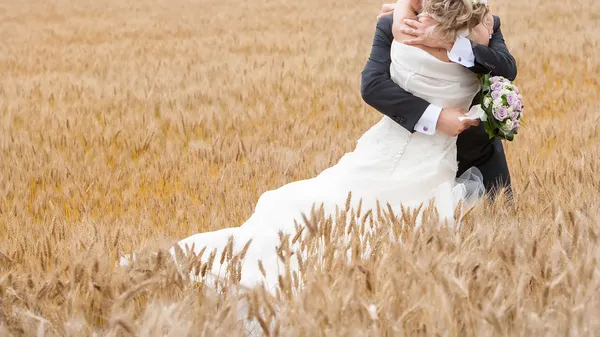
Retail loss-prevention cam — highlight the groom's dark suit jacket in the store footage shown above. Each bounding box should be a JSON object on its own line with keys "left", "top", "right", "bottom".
{"left": 361, "top": 15, "right": 517, "bottom": 194}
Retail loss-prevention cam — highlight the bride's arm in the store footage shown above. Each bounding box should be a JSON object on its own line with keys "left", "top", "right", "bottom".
{"left": 391, "top": 0, "right": 419, "bottom": 42}
{"left": 401, "top": 12, "right": 516, "bottom": 80}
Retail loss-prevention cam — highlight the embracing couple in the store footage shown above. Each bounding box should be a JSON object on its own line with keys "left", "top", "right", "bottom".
{"left": 172, "top": 0, "right": 518, "bottom": 290}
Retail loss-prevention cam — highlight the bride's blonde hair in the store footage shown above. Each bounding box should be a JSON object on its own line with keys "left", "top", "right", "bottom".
{"left": 421, "top": 0, "right": 490, "bottom": 43}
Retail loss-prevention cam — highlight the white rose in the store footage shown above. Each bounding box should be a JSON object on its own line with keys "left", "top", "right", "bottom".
{"left": 502, "top": 119, "right": 515, "bottom": 132}
{"left": 483, "top": 96, "right": 492, "bottom": 108}
{"left": 507, "top": 106, "right": 519, "bottom": 119}
{"left": 493, "top": 97, "right": 504, "bottom": 109}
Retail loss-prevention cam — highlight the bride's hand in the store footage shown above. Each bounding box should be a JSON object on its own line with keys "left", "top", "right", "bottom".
{"left": 399, "top": 17, "right": 454, "bottom": 50}
{"left": 377, "top": 3, "right": 396, "bottom": 19}
{"left": 437, "top": 108, "right": 480, "bottom": 137}
{"left": 471, "top": 13, "right": 494, "bottom": 46}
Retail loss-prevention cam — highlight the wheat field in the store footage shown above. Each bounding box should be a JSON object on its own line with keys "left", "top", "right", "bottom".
{"left": 1, "top": 0, "right": 600, "bottom": 335}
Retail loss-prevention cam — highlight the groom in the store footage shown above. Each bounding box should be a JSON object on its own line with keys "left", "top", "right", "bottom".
{"left": 361, "top": 0, "right": 517, "bottom": 198}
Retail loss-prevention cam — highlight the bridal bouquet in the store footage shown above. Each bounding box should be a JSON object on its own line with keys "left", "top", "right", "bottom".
{"left": 463, "top": 75, "right": 524, "bottom": 141}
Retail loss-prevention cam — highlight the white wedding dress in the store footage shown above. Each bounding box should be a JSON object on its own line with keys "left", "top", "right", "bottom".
{"left": 171, "top": 41, "right": 485, "bottom": 291}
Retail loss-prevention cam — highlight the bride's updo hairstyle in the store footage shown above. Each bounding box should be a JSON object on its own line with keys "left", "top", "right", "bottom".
{"left": 421, "top": 0, "right": 490, "bottom": 43}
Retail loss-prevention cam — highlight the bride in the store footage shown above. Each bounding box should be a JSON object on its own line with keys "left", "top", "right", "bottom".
{"left": 171, "top": 0, "right": 492, "bottom": 291}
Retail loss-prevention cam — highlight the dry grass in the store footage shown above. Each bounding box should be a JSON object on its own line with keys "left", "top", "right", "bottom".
{"left": 1, "top": 0, "right": 599, "bottom": 335}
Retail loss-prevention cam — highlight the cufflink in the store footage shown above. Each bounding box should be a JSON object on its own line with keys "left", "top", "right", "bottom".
{"left": 458, "top": 57, "right": 462, "bottom": 62}
{"left": 423, "top": 126, "right": 429, "bottom": 132}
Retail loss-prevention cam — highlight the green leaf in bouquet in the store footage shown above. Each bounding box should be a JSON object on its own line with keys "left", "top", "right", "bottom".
{"left": 488, "top": 115, "right": 502, "bottom": 130}
{"left": 481, "top": 74, "right": 491, "bottom": 94}
{"left": 483, "top": 110, "right": 491, "bottom": 121}
{"left": 483, "top": 121, "right": 496, "bottom": 139}
{"left": 483, "top": 101, "right": 494, "bottom": 117}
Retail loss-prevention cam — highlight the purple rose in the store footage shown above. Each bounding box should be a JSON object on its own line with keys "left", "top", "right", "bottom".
{"left": 491, "top": 82, "right": 503, "bottom": 92}
{"left": 491, "top": 90, "right": 501, "bottom": 100}
{"left": 508, "top": 107, "right": 519, "bottom": 120}
{"left": 506, "top": 92, "right": 516, "bottom": 105}
{"left": 506, "top": 92, "right": 522, "bottom": 110}
{"left": 512, "top": 100, "right": 522, "bottom": 112}
{"left": 494, "top": 107, "right": 509, "bottom": 120}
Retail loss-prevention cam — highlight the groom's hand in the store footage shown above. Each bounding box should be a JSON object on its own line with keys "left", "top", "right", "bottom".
{"left": 400, "top": 17, "right": 454, "bottom": 50}
{"left": 437, "top": 108, "right": 480, "bottom": 137}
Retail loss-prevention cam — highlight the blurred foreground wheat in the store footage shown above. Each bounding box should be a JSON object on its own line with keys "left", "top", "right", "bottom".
{"left": 1, "top": 0, "right": 599, "bottom": 335}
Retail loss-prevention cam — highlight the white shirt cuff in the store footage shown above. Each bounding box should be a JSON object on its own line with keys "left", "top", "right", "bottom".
{"left": 447, "top": 35, "right": 475, "bottom": 68}
{"left": 414, "top": 104, "right": 442, "bottom": 135}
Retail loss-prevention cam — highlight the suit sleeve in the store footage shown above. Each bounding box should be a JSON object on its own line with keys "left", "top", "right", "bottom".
{"left": 468, "top": 16, "right": 518, "bottom": 81}
{"left": 360, "top": 15, "right": 430, "bottom": 133}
